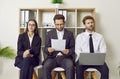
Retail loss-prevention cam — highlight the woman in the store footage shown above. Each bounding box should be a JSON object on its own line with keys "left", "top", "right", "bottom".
{"left": 14, "top": 19, "right": 41, "bottom": 79}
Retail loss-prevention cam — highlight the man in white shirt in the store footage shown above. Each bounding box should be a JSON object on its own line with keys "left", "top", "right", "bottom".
{"left": 75, "top": 15, "right": 109, "bottom": 79}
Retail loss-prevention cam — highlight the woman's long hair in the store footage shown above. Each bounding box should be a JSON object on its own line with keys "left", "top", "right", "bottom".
{"left": 25, "top": 19, "right": 39, "bottom": 35}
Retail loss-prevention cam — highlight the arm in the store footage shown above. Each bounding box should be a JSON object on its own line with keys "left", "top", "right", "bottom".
{"left": 62, "top": 32, "right": 75, "bottom": 56}
{"left": 44, "top": 32, "right": 53, "bottom": 56}
{"left": 99, "top": 37, "right": 107, "bottom": 53}
{"left": 75, "top": 35, "right": 82, "bottom": 62}
{"left": 17, "top": 34, "right": 24, "bottom": 57}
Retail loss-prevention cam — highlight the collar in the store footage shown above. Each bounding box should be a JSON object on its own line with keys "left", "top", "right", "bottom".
{"left": 56, "top": 29, "right": 64, "bottom": 33}
{"left": 85, "top": 30, "right": 95, "bottom": 36}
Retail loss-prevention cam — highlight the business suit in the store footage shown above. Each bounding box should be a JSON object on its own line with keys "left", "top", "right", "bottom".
{"left": 43, "top": 29, "right": 75, "bottom": 79}
{"left": 14, "top": 32, "right": 41, "bottom": 79}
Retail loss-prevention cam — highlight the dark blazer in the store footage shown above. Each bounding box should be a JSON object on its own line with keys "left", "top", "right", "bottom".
{"left": 14, "top": 32, "right": 41, "bottom": 66}
{"left": 44, "top": 29, "right": 75, "bottom": 61}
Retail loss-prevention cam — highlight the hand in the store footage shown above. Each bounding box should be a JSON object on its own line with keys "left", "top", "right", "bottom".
{"left": 23, "top": 49, "right": 30, "bottom": 58}
{"left": 62, "top": 49, "right": 69, "bottom": 54}
{"left": 48, "top": 47, "right": 55, "bottom": 53}
{"left": 28, "top": 54, "right": 34, "bottom": 57}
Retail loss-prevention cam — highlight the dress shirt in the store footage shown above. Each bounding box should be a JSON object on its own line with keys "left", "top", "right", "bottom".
{"left": 28, "top": 35, "right": 34, "bottom": 47}
{"left": 56, "top": 29, "right": 64, "bottom": 56}
{"left": 28, "top": 34, "right": 34, "bottom": 57}
{"left": 75, "top": 30, "right": 107, "bottom": 61}
{"left": 56, "top": 29, "right": 64, "bottom": 40}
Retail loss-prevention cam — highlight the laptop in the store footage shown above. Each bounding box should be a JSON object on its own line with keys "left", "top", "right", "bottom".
{"left": 79, "top": 53, "right": 106, "bottom": 65}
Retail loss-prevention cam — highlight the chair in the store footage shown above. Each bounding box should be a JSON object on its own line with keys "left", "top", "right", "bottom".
{"left": 15, "top": 48, "right": 44, "bottom": 79}
{"left": 52, "top": 67, "right": 66, "bottom": 79}
{"left": 15, "top": 65, "right": 42, "bottom": 79}
{"left": 84, "top": 68, "right": 98, "bottom": 79}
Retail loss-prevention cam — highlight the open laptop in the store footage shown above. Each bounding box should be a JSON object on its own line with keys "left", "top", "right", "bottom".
{"left": 79, "top": 53, "right": 106, "bottom": 65}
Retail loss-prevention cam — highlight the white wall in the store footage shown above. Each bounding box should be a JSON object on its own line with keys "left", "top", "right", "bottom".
{"left": 0, "top": 0, "right": 120, "bottom": 79}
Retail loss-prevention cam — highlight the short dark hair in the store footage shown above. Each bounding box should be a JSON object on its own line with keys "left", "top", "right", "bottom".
{"left": 26, "top": 19, "right": 39, "bottom": 35}
{"left": 82, "top": 15, "right": 95, "bottom": 24}
{"left": 53, "top": 14, "right": 65, "bottom": 22}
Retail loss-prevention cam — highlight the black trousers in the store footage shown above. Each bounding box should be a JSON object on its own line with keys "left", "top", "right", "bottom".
{"left": 76, "top": 62, "right": 109, "bottom": 79}
{"left": 16, "top": 57, "right": 39, "bottom": 79}
{"left": 43, "top": 57, "right": 75, "bottom": 79}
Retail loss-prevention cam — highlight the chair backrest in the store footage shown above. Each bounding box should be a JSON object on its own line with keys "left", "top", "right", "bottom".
{"left": 39, "top": 46, "right": 45, "bottom": 64}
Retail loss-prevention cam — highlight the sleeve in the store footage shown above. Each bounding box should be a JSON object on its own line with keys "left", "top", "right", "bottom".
{"left": 44, "top": 32, "right": 52, "bottom": 56}
{"left": 17, "top": 34, "right": 24, "bottom": 57}
{"left": 99, "top": 36, "right": 107, "bottom": 53}
{"left": 75, "top": 35, "right": 82, "bottom": 62}
{"left": 63, "top": 32, "right": 75, "bottom": 57}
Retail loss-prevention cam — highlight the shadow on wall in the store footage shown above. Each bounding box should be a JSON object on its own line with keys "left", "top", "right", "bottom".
{"left": 96, "top": 13, "right": 119, "bottom": 78}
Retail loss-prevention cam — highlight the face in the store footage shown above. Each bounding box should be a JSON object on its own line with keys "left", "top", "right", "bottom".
{"left": 84, "top": 19, "right": 95, "bottom": 32}
{"left": 54, "top": 19, "right": 65, "bottom": 31}
{"left": 27, "top": 21, "right": 36, "bottom": 32}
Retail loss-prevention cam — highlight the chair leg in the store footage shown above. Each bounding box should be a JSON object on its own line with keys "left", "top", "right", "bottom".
{"left": 91, "top": 71, "right": 97, "bottom": 79}
{"left": 18, "top": 70, "right": 20, "bottom": 79}
{"left": 18, "top": 70, "right": 38, "bottom": 79}
{"left": 84, "top": 71, "right": 89, "bottom": 79}
{"left": 33, "top": 71, "right": 38, "bottom": 79}
{"left": 52, "top": 71, "right": 58, "bottom": 79}
{"left": 60, "top": 71, "right": 66, "bottom": 79}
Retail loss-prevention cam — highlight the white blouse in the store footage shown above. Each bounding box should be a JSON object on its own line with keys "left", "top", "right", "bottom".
{"left": 28, "top": 33, "right": 34, "bottom": 47}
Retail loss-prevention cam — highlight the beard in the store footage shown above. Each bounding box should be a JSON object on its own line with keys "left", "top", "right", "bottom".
{"left": 56, "top": 28, "right": 64, "bottom": 31}
{"left": 87, "top": 25, "right": 94, "bottom": 31}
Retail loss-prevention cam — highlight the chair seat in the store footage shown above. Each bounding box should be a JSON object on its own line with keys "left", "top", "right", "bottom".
{"left": 15, "top": 65, "right": 42, "bottom": 79}
{"left": 53, "top": 67, "right": 65, "bottom": 71}
{"left": 15, "top": 67, "right": 20, "bottom": 70}
{"left": 34, "top": 65, "right": 42, "bottom": 70}
{"left": 86, "top": 68, "right": 97, "bottom": 72}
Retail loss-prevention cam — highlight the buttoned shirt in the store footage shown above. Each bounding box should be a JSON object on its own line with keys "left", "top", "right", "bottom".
{"left": 75, "top": 30, "right": 107, "bottom": 61}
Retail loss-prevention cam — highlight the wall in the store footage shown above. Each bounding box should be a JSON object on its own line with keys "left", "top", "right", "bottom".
{"left": 0, "top": 0, "right": 120, "bottom": 79}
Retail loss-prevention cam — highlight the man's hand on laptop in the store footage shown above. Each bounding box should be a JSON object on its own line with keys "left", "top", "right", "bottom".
{"left": 62, "top": 49, "right": 69, "bottom": 54}
{"left": 48, "top": 47, "right": 55, "bottom": 53}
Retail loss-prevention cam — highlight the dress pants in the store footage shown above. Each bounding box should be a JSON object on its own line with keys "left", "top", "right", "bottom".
{"left": 43, "top": 57, "right": 75, "bottom": 79}
{"left": 16, "top": 57, "right": 39, "bottom": 79}
{"left": 76, "top": 62, "right": 109, "bottom": 79}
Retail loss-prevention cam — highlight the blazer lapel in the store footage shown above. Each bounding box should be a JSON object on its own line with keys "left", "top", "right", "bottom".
{"left": 31, "top": 35, "right": 37, "bottom": 47}
{"left": 24, "top": 33, "right": 31, "bottom": 48}
{"left": 53, "top": 29, "right": 58, "bottom": 39}
{"left": 63, "top": 29, "right": 67, "bottom": 39}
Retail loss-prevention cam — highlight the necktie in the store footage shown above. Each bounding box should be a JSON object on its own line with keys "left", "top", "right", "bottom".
{"left": 89, "top": 34, "right": 94, "bottom": 53}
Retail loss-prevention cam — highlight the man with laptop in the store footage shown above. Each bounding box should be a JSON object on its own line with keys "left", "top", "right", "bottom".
{"left": 75, "top": 15, "right": 109, "bottom": 79}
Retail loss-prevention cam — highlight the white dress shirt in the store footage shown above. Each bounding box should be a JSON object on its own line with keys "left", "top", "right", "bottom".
{"left": 56, "top": 29, "right": 64, "bottom": 56}
{"left": 75, "top": 30, "right": 107, "bottom": 61}
{"left": 28, "top": 34, "right": 34, "bottom": 57}
{"left": 28, "top": 34, "right": 34, "bottom": 47}
{"left": 57, "top": 30, "right": 64, "bottom": 40}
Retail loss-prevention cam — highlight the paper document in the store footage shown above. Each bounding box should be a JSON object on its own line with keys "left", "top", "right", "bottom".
{"left": 51, "top": 39, "right": 66, "bottom": 51}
